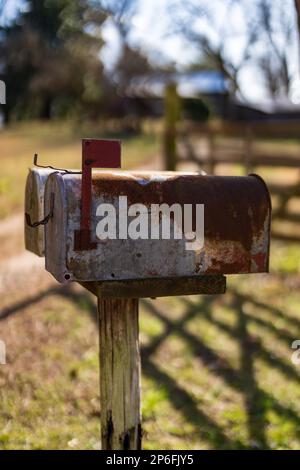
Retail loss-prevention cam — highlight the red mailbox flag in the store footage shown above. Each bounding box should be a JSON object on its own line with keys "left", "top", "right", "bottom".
{"left": 82, "top": 139, "right": 121, "bottom": 168}
{"left": 74, "top": 139, "right": 121, "bottom": 250}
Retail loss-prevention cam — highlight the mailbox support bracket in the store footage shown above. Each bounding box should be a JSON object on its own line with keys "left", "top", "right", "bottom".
{"left": 80, "top": 274, "right": 226, "bottom": 299}
{"left": 74, "top": 139, "right": 121, "bottom": 251}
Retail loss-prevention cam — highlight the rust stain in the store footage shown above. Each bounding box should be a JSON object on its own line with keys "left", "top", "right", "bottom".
{"left": 91, "top": 172, "right": 271, "bottom": 255}
{"left": 147, "top": 270, "right": 158, "bottom": 276}
{"left": 195, "top": 262, "right": 201, "bottom": 273}
{"left": 251, "top": 252, "right": 267, "bottom": 272}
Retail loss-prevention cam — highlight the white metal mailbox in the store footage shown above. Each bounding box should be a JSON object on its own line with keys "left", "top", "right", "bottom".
{"left": 43, "top": 170, "right": 271, "bottom": 283}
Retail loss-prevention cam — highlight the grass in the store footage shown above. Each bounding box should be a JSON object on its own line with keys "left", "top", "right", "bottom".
{"left": 0, "top": 120, "right": 160, "bottom": 219}
{"left": 0, "top": 241, "right": 299, "bottom": 450}
{"left": 140, "top": 245, "right": 300, "bottom": 450}
{"left": 0, "top": 288, "right": 101, "bottom": 450}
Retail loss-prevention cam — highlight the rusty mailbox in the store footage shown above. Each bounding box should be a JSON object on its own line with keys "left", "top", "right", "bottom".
{"left": 40, "top": 140, "right": 271, "bottom": 284}
{"left": 24, "top": 139, "right": 272, "bottom": 449}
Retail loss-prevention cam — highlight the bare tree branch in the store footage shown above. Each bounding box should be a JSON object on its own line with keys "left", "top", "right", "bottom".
{"left": 172, "top": 0, "right": 295, "bottom": 100}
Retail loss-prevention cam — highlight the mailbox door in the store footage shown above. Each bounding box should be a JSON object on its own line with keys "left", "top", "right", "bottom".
{"left": 25, "top": 168, "right": 55, "bottom": 256}
{"left": 44, "top": 172, "right": 271, "bottom": 283}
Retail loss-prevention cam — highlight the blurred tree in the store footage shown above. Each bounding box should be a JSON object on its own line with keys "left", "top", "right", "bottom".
{"left": 172, "top": 0, "right": 257, "bottom": 98}
{"left": 255, "top": 0, "right": 294, "bottom": 99}
{"left": 0, "top": 0, "right": 107, "bottom": 122}
{"left": 294, "top": 0, "right": 300, "bottom": 71}
{"left": 102, "top": 0, "right": 154, "bottom": 92}
{"left": 114, "top": 44, "right": 154, "bottom": 94}
{"left": 173, "top": 0, "right": 296, "bottom": 100}
{"left": 101, "top": 0, "right": 137, "bottom": 42}
{"left": 100, "top": 0, "right": 156, "bottom": 123}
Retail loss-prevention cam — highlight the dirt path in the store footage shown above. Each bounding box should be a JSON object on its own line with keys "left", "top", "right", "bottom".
{"left": 0, "top": 213, "right": 24, "bottom": 259}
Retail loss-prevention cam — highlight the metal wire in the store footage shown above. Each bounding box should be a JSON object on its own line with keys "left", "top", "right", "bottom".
{"left": 25, "top": 193, "right": 55, "bottom": 228}
{"left": 33, "top": 153, "right": 82, "bottom": 174}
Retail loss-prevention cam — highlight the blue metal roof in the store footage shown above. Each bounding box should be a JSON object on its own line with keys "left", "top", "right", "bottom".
{"left": 126, "top": 70, "right": 228, "bottom": 98}
{"left": 176, "top": 71, "right": 228, "bottom": 95}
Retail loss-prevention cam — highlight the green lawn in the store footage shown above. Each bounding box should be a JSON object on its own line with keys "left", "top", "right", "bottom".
{"left": 0, "top": 240, "right": 299, "bottom": 450}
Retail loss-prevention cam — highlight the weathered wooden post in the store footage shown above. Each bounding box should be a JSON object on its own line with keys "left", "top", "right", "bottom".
{"left": 245, "top": 125, "right": 254, "bottom": 174}
{"left": 25, "top": 139, "right": 271, "bottom": 450}
{"left": 83, "top": 277, "right": 226, "bottom": 449}
{"left": 163, "top": 82, "right": 181, "bottom": 171}
{"left": 207, "top": 127, "right": 216, "bottom": 175}
{"left": 98, "top": 297, "right": 141, "bottom": 450}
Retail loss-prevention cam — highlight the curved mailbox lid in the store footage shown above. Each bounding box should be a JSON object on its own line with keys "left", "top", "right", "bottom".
{"left": 24, "top": 168, "right": 56, "bottom": 256}
{"left": 44, "top": 171, "right": 271, "bottom": 283}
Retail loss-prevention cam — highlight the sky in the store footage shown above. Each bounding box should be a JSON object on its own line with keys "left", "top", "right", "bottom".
{"left": 1, "top": 0, "right": 300, "bottom": 103}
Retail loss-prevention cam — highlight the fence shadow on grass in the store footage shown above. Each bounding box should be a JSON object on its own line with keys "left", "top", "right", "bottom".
{"left": 141, "top": 289, "right": 300, "bottom": 449}
{"left": 1, "top": 281, "right": 300, "bottom": 449}
{"left": 0, "top": 284, "right": 96, "bottom": 322}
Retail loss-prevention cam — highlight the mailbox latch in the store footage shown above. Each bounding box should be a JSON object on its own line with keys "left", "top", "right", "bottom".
{"left": 25, "top": 192, "right": 55, "bottom": 228}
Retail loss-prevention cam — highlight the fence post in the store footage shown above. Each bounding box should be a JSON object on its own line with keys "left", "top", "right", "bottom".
{"left": 98, "top": 297, "right": 141, "bottom": 450}
{"left": 163, "top": 82, "right": 181, "bottom": 171}
{"left": 207, "top": 128, "right": 216, "bottom": 174}
{"left": 245, "top": 125, "right": 253, "bottom": 174}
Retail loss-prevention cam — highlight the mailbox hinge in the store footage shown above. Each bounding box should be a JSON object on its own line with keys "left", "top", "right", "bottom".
{"left": 74, "top": 139, "right": 121, "bottom": 251}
